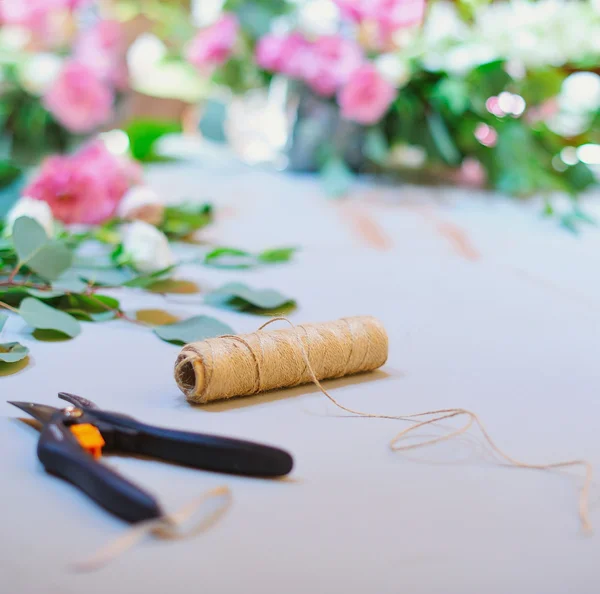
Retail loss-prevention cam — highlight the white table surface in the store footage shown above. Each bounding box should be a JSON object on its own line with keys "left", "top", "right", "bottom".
{"left": 2, "top": 153, "right": 600, "bottom": 593}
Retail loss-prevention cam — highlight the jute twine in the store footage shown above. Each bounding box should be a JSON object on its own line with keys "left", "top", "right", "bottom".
{"left": 176, "top": 316, "right": 593, "bottom": 533}
{"left": 175, "top": 316, "right": 388, "bottom": 403}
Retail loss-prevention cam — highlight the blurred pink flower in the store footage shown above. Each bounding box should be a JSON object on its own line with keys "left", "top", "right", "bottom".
{"left": 335, "top": 0, "right": 425, "bottom": 28}
{"left": 0, "top": 0, "right": 91, "bottom": 45}
{"left": 24, "top": 140, "right": 139, "bottom": 225}
{"left": 303, "top": 35, "right": 364, "bottom": 96}
{"left": 255, "top": 33, "right": 310, "bottom": 79}
{"left": 338, "top": 64, "right": 396, "bottom": 124}
{"left": 335, "top": 0, "right": 425, "bottom": 49}
{"left": 454, "top": 158, "right": 487, "bottom": 188}
{"left": 74, "top": 20, "right": 128, "bottom": 89}
{"left": 186, "top": 13, "right": 238, "bottom": 70}
{"left": 43, "top": 61, "right": 114, "bottom": 133}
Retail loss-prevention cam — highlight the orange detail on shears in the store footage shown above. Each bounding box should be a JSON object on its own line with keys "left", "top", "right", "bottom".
{"left": 70, "top": 424, "right": 105, "bottom": 459}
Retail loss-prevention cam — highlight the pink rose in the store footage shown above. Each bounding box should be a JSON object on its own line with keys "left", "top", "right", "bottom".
{"left": 303, "top": 35, "right": 364, "bottom": 96}
{"left": 335, "top": 0, "right": 425, "bottom": 49}
{"left": 24, "top": 140, "right": 139, "bottom": 224}
{"left": 74, "top": 20, "right": 128, "bottom": 89}
{"left": 186, "top": 13, "right": 238, "bottom": 70}
{"left": 335, "top": 0, "right": 425, "bottom": 28}
{"left": 255, "top": 33, "right": 310, "bottom": 79}
{"left": 0, "top": 0, "right": 91, "bottom": 45}
{"left": 338, "top": 64, "right": 396, "bottom": 124}
{"left": 43, "top": 61, "right": 114, "bottom": 133}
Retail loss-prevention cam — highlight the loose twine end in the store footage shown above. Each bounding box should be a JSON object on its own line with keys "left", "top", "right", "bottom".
{"left": 257, "top": 317, "right": 594, "bottom": 534}
{"left": 71, "top": 486, "right": 232, "bottom": 572}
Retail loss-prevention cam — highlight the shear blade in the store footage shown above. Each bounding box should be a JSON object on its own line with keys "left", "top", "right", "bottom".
{"left": 7, "top": 402, "right": 59, "bottom": 425}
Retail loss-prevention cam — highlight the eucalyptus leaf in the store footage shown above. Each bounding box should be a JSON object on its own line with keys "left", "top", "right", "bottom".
{"left": 205, "top": 282, "right": 296, "bottom": 312}
{"left": 12, "top": 217, "right": 73, "bottom": 281}
{"left": 123, "top": 265, "right": 175, "bottom": 288}
{"left": 52, "top": 273, "right": 89, "bottom": 293}
{"left": 26, "top": 288, "right": 66, "bottom": 299}
{"left": 204, "top": 247, "right": 254, "bottom": 269}
{"left": 12, "top": 216, "right": 47, "bottom": 261}
{"left": 0, "top": 341, "right": 29, "bottom": 363}
{"left": 154, "top": 315, "right": 234, "bottom": 345}
{"left": 0, "top": 313, "right": 7, "bottom": 332}
{"left": 257, "top": 247, "right": 296, "bottom": 263}
{"left": 77, "top": 267, "right": 132, "bottom": 287}
{"left": 19, "top": 297, "right": 81, "bottom": 338}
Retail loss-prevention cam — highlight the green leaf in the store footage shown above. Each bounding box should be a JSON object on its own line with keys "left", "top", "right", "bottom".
{"left": 0, "top": 160, "right": 22, "bottom": 190}
{"left": 257, "top": 247, "right": 296, "bottom": 263}
{"left": 122, "top": 265, "right": 175, "bottom": 288}
{"left": 161, "top": 202, "right": 213, "bottom": 239}
{"left": 321, "top": 156, "right": 354, "bottom": 198}
{"left": 154, "top": 315, "right": 234, "bottom": 345}
{"left": 13, "top": 216, "right": 48, "bottom": 260}
{"left": 426, "top": 112, "right": 461, "bottom": 166}
{"left": 431, "top": 78, "right": 470, "bottom": 115}
{"left": 125, "top": 119, "right": 182, "bottom": 162}
{"left": 12, "top": 217, "right": 73, "bottom": 281}
{"left": 204, "top": 247, "right": 254, "bottom": 269}
{"left": 205, "top": 282, "right": 296, "bottom": 313}
{"left": 76, "top": 267, "right": 132, "bottom": 287}
{"left": 19, "top": 297, "right": 81, "bottom": 338}
{"left": 0, "top": 341, "right": 29, "bottom": 363}
{"left": 52, "top": 274, "right": 89, "bottom": 293}
{"left": 53, "top": 293, "right": 119, "bottom": 321}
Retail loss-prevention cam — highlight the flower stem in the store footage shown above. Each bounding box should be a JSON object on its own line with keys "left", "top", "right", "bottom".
{"left": 0, "top": 301, "right": 19, "bottom": 314}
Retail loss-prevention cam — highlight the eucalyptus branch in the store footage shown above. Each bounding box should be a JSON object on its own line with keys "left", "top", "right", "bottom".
{"left": 0, "top": 301, "right": 19, "bottom": 314}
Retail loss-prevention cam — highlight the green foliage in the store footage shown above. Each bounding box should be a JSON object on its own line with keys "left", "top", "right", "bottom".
{"left": 13, "top": 217, "right": 73, "bottom": 281}
{"left": 124, "top": 119, "right": 182, "bottom": 162}
{"left": 19, "top": 297, "right": 81, "bottom": 338}
{"left": 0, "top": 194, "right": 295, "bottom": 371}
{"left": 204, "top": 246, "right": 296, "bottom": 268}
{"left": 0, "top": 161, "right": 22, "bottom": 190}
{"left": 205, "top": 282, "right": 296, "bottom": 313}
{"left": 0, "top": 341, "right": 29, "bottom": 363}
{"left": 154, "top": 315, "right": 234, "bottom": 345}
{"left": 161, "top": 203, "right": 213, "bottom": 238}
{"left": 257, "top": 247, "right": 297, "bottom": 263}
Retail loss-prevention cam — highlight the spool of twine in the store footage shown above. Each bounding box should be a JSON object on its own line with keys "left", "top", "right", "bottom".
{"left": 175, "top": 316, "right": 388, "bottom": 404}
{"left": 175, "top": 316, "right": 593, "bottom": 533}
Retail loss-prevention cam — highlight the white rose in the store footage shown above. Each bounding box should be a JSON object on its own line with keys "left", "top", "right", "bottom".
{"left": 117, "top": 185, "right": 165, "bottom": 226}
{"left": 18, "top": 53, "right": 63, "bottom": 96}
{"left": 5, "top": 197, "right": 54, "bottom": 237}
{"left": 123, "top": 221, "right": 175, "bottom": 273}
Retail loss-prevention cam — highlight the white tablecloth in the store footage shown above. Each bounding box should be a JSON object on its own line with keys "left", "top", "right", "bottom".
{"left": 2, "top": 154, "right": 600, "bottom": 593}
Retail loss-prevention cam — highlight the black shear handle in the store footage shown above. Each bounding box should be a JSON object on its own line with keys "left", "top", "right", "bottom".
{"left": 92, "top": 410, "right": 294, "bottom": 478}
{"left": 38, "top": 422, "right": 162, "bottom": 523}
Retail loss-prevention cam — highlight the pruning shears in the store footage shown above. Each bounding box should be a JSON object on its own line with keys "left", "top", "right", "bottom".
{"left": 9, "top": 393, "right": 293, "bottom": 523}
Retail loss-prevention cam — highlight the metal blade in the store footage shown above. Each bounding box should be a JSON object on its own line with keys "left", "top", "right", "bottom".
{"left": 58, "top": 392, "right": 98, "bottom": 409}
{"left": 7, "top": 402, "right": 60, "bottom": 425}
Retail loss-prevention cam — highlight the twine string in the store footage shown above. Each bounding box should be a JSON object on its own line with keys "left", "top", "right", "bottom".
{"left": 72, "top": 486, "right": 232, "bottom": 572}
{"left": 231, "top": 317, "right": 592, "bottom": 533}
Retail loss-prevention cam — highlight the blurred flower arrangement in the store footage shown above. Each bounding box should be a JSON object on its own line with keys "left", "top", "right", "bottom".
{"left": 0, "top": 1, "right": 298, "bottom": 374}
{"left": 183, "top": 0, "right": 600, "bottom": 223}
{"left": 0, "top": 0, "right": 128, "bottom": 170}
